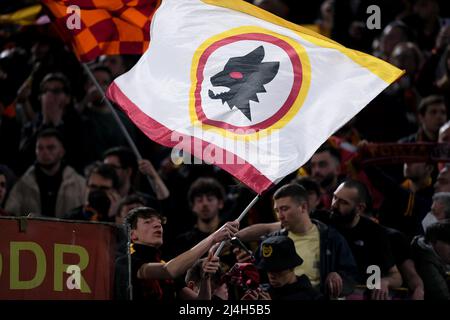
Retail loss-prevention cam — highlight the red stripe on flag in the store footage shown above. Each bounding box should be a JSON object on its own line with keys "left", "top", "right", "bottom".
{"left": 107, "top": 82, "right": 273, "bottom": 194}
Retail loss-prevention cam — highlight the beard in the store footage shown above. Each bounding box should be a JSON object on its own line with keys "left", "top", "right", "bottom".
{"left": 198, "top": 210, "right": 216, "bottom": 224}
{"left": 331, "top": 207, "right": 357, "bottom": 226}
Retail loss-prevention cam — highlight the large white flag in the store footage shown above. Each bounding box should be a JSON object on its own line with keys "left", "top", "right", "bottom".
{"left": 107, "top": 0, "right": 403, "bottom": 194}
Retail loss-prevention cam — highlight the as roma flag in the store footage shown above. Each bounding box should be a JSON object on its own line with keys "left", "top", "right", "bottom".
{"left": 107, "top": 0, "right": 404, "bottom": 194}
{"left": 41, "top": 0, "right": 160, "bottom": 62}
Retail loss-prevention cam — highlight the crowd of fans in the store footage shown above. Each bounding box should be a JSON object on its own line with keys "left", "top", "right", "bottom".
{"left": 0, "top": 0, "right": 449, "bottom": 300}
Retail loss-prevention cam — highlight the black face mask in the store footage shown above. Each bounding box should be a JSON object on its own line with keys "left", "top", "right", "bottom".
{"left": 331, "top": 207, "right": 357, "bottom": 226}
{"left": 86, "top": 189, "right": 111, "bottom": 219}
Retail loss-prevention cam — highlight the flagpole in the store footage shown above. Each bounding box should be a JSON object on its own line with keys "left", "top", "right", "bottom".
{"left": 126, "top": 223, "right": 133, "bottom": 300}
{"left": 81, "top": 63, "right": 157, "bottom": 194}
{"left": 214, "top": 194, "right": 260, "bottom": 257}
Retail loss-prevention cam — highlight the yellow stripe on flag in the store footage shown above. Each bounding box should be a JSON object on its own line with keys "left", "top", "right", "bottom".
{"left": 202, "top": 0, "right": 404, "bottom": 84}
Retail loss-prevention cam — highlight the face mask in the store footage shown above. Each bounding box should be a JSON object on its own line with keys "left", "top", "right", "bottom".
{"left": 421, "top": 212, "right": 439, "bottom": 232}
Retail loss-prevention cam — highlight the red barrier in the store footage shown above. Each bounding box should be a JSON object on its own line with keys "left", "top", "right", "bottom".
{"left": 0, "top": 217, "right": 117, "bottom": 300}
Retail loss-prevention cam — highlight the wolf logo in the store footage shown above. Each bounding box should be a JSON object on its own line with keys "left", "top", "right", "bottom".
{"left": 208, "top": 46, "right": 279, "bottom": 121}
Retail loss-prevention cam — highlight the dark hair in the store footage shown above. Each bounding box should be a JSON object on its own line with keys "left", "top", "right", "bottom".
{"left": 425, "top": 220, "right": 450, "bottom": 244}
{"left": 185, "top": 258, "right": 223, "bottom": 287}
{"left": 114, "top": 193, "right": 147, "bottom": 218}
{"left": 40, "top": 72, "right": 71, "bottom": 95}
{"left": 384, "top": 21, "right": 416, "bottom": 43}
{"left": 185, "top": 258, "right": 205, "bottom": 285}
{"left": 36, "top": 128, "right": 65, "bottom": 148}
{"left": 86, "top": 162, "right": 120, "bottom": 190}
{"left": 293, "top": 176, "right": 321, "bottom": 198}
{"left": 315, "top": 142, "right": 341, "bottom": 163}
{"left": 432, "top": 193, "right": 450, "bottom": 219}
{"left": 418, "top": 95, "right": 445, "bottom": 116}
{"left": 342, "top": 179, "right": 373, "bottom": 212}
{"left": 103, "top": 146, "right": 138, "bottom": 174}
{"left": 188, "top": 177, "right": 225, "bottom": 207}
{"left": 273, "top": 183, "right": 309, "bottom": 205}
{"left": 125, "top": 206, "right": 166, "bottom": 229}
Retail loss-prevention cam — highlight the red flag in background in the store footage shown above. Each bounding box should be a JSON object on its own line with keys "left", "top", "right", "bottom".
{"left": 41, "top": 0, "right": 160, "bottom": 62}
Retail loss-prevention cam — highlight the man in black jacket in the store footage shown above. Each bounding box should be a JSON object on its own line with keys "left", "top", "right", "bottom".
{"left": 411, "top": 220, "right": 450, "bottom": 300}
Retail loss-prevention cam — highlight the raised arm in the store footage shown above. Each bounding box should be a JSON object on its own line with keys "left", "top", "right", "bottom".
{"left": 236, "top": 222, "right": 281, "bottom": 242}
{"left": 138, "top": 221, "right": 239, "bottom": 280}
{"left": 138, "top": 159, "right": 170, "bottom": 200}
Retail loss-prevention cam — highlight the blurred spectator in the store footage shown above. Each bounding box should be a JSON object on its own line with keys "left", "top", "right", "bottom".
{"left": 99, "top": 54, "right": 139, "bottom": 78}
{"left": 378, "top": 21, "right": 415, "bottom": 61}
{"left": 292, "top": 176, "right": 321, "bottom": 212}
{"left": 416, "top": 26, "right": 450, "bottom": 98}
{"left": 399, "top": 95, "right": 447, "bottom": 142}
{"left": 172, "top": 177, "right": 226, "bottom": 256}
{"left": 0, "top": 48, "right": 28, "bottom": 171}
{"left": 103, "top": 146, "right": 169, "bottom": 200}
{"left": 18, "top": 72, "right": 85, "bottom": 173}
{"left": 316, "top": 0, "right": 334, "bottom": 37}
{"left": 103, "top": 146, "right": 137, "bottom": 197}
{"left": 329, "top": 179, "right": 403, "bottom": 299}
{"left": 389, "top": 42, "right": 424, "bottom": 117}
{"left": 309, "top": 143, "right": 343, "bottom": 209}
{"left": 80, "top": 64, "right": 137, "bottom": 164}
{"left": 0, "top": 47, "right": 32, "bottom": 123}
{"left": 404, "top": 0, "right": 443, "bottom": 52}
{"left": 411, "top": 220, "right": 450, "bottom": 300}
{"left": 434, "top": 165, "right": 450, "bottom": 192}
{"left": 114, "top": 193, "right": 151, "bottom": 258}
{"left": 362, "top": 159, "right": 433, "bottom": 239}
{"left": 115, "top": 193, "right": 148, "bottom": 226}
{"left": 5, "top": 129, "right": 85, "bottom": 218}
{"left": 383, "top": 226, "right": 425, "bottom": 300}
{"left": 422, "top": 192, "right": 450, "bottom": 231}
{"left": 64, "top": 162, "right": 120, "bottom": 222}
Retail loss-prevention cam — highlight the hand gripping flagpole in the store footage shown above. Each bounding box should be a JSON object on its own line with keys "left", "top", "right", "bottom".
{"left": 214, "top": 194, "right": 260, "bottom": 257}
{"left": 81, "top": 63, "right": 156, "bottom": 193}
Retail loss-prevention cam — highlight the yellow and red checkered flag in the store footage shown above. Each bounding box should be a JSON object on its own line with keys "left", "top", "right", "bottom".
{"left": 41, "top": 0, "right": 160, "bottom": 62}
